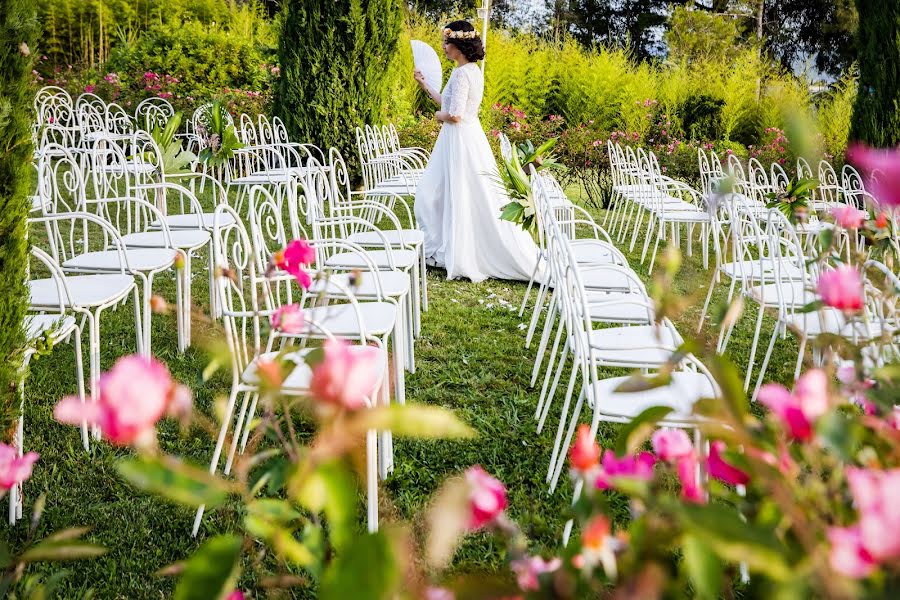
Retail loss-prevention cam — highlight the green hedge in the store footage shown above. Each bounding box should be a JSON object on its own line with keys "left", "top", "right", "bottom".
{"left": 0, "top": 0, "right": 37, "bottom": 436}
{"left": 851, "top": 0, "right": 900, "bottom": 147}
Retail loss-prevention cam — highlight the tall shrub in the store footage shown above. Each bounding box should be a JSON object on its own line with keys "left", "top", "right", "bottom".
{"left": 276, "top": 0, "right": 402, "bottom": 172}
{"left": 850, "top": 0, "right": 900, "bottom": 146}
{"left": 0, "top": 0, "right": 37, "bottom": 434}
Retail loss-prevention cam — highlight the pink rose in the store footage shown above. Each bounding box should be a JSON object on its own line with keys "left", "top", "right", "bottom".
{"left": 828, "top": 526, "right": 877, "bottom": 578}
{"left": 817, "top": 265, "right": 864, "bottom": 312}
{"left": 595, "top": 450, "right": 656, "bottom": 490}
{"left": 511, "top": 556, "right": 562, "bottom": 591}
{"left": 274, "top": 239, "right": 315, "bottom": 289}
{"left": 569, "top": 425, "right": 600, "bottom": 473}
{"left": 651, "top": 429, "right": 694, "bottom": 462}
{"left": 272, "top": 304, "right": 304, "bottom": 333}
{"left": 676, "top": 453, "right": 705, "bottom": 503}
{"left": 84, "top": 84, "right": 94, "bottom": 94}
{"left": 707, "top": 441, "right": 749, "bottom": 486}
{"left": 54, "top": 355, "right": 189, "bottom": 446}
{"left": 464, "top": 465, "right": 507, "bottom": 530}
{"left": 0, "top": 443, "right": 39, "bottom": 489}
{"left": 309, "top": 339, "right": 380, "bottom": 410}
{"left": 831, "top": 204, "right": 867, "bottom": 229}
{"left": 847, "top": 468, "right": 900, "bottom": 561}
{"left": 758, "top": 369, "right": 830, "bottom": 441}
{"left": 847, "top": 143, "right": 900, "bottom": 208}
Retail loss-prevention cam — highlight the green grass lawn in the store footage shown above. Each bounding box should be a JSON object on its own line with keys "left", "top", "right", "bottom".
{"left": 10, "top": 201, "right": 801, "bottom": 598}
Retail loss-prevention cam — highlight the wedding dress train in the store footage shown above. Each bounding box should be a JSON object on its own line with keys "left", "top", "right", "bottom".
{"left": 414, "top": 62, "right": 539, "bottom": 283}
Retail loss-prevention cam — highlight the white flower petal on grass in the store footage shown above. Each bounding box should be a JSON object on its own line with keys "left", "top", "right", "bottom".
{"left": 517, "top": 323, "right": 527, "bottom": 330}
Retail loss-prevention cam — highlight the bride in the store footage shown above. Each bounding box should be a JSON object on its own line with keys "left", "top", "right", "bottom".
{"left": 413, "top": 20, "right": 539, "bottom": 283}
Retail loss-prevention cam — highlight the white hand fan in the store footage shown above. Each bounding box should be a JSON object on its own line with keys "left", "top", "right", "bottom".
{"left": 411, "top": 39, "right": 442, "bottom": 93}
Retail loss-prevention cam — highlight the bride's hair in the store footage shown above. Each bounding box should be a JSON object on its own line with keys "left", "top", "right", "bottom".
{"left": 443, "top": 20, "right": 485, "bottom": 62}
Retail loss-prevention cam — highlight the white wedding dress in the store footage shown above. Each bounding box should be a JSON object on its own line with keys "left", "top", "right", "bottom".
{"left": 415, "top": 62, "right": 539, "bottom": 282}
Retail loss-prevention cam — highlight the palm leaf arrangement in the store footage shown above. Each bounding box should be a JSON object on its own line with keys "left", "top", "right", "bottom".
{"left": 149, "top": 112, "right": 196, "bottom": 175}
{"left": 496, "top": 137, "right": 563, "bottom": 233}
{"left": 765, "top": 176, "right": 819, "bottom": 224}
{"left": 197, "top": 101, "right": 244, "bottom": 168}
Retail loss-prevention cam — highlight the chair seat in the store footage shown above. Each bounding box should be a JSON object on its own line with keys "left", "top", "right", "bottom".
{"left": 570, "top": 241, "right": 618, "bottom": 264}
{"left": 29, "top": 274, "right": 135, "bottom": 308}
{"left": 63, "top": 248, "right": 178, "bottom": 272}
{"left": 589, "top": 324, "right": 677, "bottom": 366}
{"left": 581, "top": 269, "right": 638, "bottom": 292}
{"left": 25, "top": 314, "right": 77, "bottom": 343}
{"left": 242, "top": 346, "right": 387, "bottom": 392}
{"left": 122, "top": 230, "right": 210, "bottom": 250}
{"left": 658, "top": 209, "right": 710, "bottom": 222}
{"left": 347, "top": 229, "right": 424, "bottom": 247}
{"left": 325, "top": 250, "right": 417, "bottom": 270}
{"left": 308, "top": 271, "right": 410, "bottom": 299}
{"left": 156, "top": 212, "right": 236, "bottom": 230}
{"left": 721, "top": 259, "right": 804, "bottom": 281}
{"left": 586, "top": 291, "right": 654, "bottom": 324}
{"left": 748, "top": 281, "right": 817, "bottom": 307}
{"left": 593, "top": 371, "right": 715, "bottom": 422}
{"left": 286, "top": 302, "right": 398, "bottom": 338}
{"left": 783, "top": 310, "right": 892, "bottom": 339}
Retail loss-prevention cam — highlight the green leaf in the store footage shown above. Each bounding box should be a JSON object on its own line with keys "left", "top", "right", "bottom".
{"left": 816, "top": 411, "right": 862, "bottom": 461}
{"left": 319, "top": 531, "right": 398, "bottom": 600}
{"left": 707, "top": 354, "right": 748, "bottom": 420}
{"left": 21, "top": 539, "right": 106, "bottom": 563}
{"left": 613, "top": 372, "right": 672, "bottom": 394}
{"left": 682, "top": 534, "right": 723, "bottom": 600}
{"left": 678, "top": 503, "right": 792, "bottom": 580}
{"left": 796, "top": 300, "right": 824, "bottom": 314}
{"left": 614, "top": 405, "right": 673, "bottom": 456}
{"left": 116, "top": 455, "right": 233, "bottom": 508}
{"left": 359, "top": 404, "right": 475, "bottom": 439}
{"left": 173, "top": 535, "right": 242, "bottom": 600}
{"left": 290, "top": 461, "right": 357, "bottom": 552}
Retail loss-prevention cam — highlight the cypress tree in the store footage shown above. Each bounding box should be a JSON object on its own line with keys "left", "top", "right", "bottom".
{"left": 276, "top": 0, "right": 403, "bottom": 174}
{"left": 0, "top": 0, "right": 37, "bottom": 434}
{"left": 850, "top": 0, "right": 900, "bottom": 147}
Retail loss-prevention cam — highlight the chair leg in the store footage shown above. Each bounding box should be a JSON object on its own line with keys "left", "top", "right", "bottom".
{"left": 530, "top": 296, "right": 559, "bottom": 387}
{"left": 752, "top": 322, "right": 782, "bottom": 401}
{"left": 525, "top": 281, "right": 549, "bottom": 348}
{"left": 546, "top": 366, "right": 581, "bottom": 483}
{"left": 224, "top": 392, "right": 252, "bottom": 475}
{"left": 519, "top": 260, "right": 540, "bottom": 317}
{"left": 698, "top": 270, "right": 719, "bottom": 333}
{"left": 193, "top": 386, "right": 241, "bottom": 537}
{"left": 72, "top": 327, "right": 89, "bottom": 452}
{"left": 743, "top": 303, "right": 767, "bottom": 390}
{"left": 537, "top": 339, "right": 572, "bottom": 433}
{"left": 367, "top": 426, "right": 379, "bottom": 533}
{"left": 550, "top": 386, "right": 586, "bottom": 493}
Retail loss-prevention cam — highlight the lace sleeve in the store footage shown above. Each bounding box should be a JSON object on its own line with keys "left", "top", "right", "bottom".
{"left": 447, "top": 68, "right": 470, "bottom": 118}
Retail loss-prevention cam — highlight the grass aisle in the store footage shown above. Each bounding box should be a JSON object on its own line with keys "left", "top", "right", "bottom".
{"left": 12, "top": 206, "right": 801, "bottom": 597}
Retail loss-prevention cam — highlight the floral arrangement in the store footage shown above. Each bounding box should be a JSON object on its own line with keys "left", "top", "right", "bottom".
{"left": 766, "top": 176, "right": 819, "bottom": 223}
{"left": 196, "top": 101, "right": 244, "bottom": 168}
{"left": 497, "top": 137, "right": 563, "bottom": 233}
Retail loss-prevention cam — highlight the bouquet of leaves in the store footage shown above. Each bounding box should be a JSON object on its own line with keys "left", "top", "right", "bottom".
{"left": 197, "top": 101, "right": 243, "bottom": 168}
{"left": 766, "top": 177, "right": 819, "bottom": 224}
{"left": 497, "top": 138, "right": 563, "bottom": 233}
{"left": 149, "top": 112, "right": 196, "bottom": 175}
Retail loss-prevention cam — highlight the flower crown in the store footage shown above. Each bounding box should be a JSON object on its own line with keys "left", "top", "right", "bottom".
{"left": 443, "top": 27, "right": 479, "bottom": 40}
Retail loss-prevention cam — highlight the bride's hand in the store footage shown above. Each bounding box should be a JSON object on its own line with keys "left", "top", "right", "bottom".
{"left": 413, "top": 69, "right": 427, "bottom": 88}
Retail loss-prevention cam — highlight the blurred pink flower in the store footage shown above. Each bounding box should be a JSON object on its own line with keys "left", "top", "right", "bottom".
{"left": 828, "top": 526, "right": 877, "bottom": 578}
{"left": 817, "top": 265, "right": 864, "bottom": 312}
{"left": 274, "top": 239, "right": 315, "bottom": 289}
{"left": 569, "top": 424, "right": 599, "bottom": 473}
{"left": 707, "top": 441, "right": 749, "bottom": 486}
{"left": 425, "top": 588, "right": 454, "bottom": 600}
{"left": 847, "top": 143, "right": 900, "bottom": 208}
{"left": 83, "top": 84, "right": 94, "bottom": 94}
{"left": 54, "top": 355, "right": 187, "bottom": 446}
{"left": 676, "top": 453, "right": 704, "bottom": 503}
{"left": 595, "top": 450, "right": 656, "bottom": 490}
{"left": 831, "top": 204, "right": 867, "bottom": 229}
{"left": 758, "top": 369, "right": 829, "bottom": 441}
{"left": 272, "top": 304, "right": 304, "bottom": 334}
{"left": 0, "top": 443, "right": 39, "bottom": 490}
{"left": 309, "top": 339, "right": 380, "bottom": 410}
{"left": 651, "top": 429, "right": 694, "bottom": 462}
{"left": 847, "top": 468, "right": 900, "bottom": 561}
{"left": 511, "top": 556, "right": 561, "bottom": 591}
{"left": 465, "top": 465, "right": 507, "bottom": 530}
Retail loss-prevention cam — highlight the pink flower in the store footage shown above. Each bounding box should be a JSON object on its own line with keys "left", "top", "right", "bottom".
{"left": 0, "top": 443, "right": 39, "bottom": 490}
{"left": 225, "top": 592, "right": 245, "bottom": 600}
{"left": 272, "top": 304, "right": 304, "bottom": 333}
{"left": 595, "top": 450, "right": 656, "bottom": 490}
{"left": 511, "top": 556, "right": 562, "bottom": 591}
{"left": 831, "top": 204, "right": 867, "bottom": 229}
{"left": 707, "top": 441, "right": 749, "bottom": 486}
{"left": 425, "top": 587, "right": 454, "bottom": 600}
{"left": 309, "top": 339, "right": 380, "bottom": 410}
{"left": 847, "top": 468, "right": 900, "bottom": 561}
{"left": 676, "top": 453, "right": 705, "bottom": 503}
{"left": 651, "top": 429, "right": 693, "bottom": 462}
{"left": 274, "top": 239, "right": 315, "bottom": 289}
{"left": 758, "top": 369, "right": 829, "bottom": 441}
{"left": 464, "top": 465, "right": 507, "bottom": 530}
{"left": 84, "top": 84, "right": 94, "bottom": 93}
{"left": 847, "top": 143, "right": 900, "bottom": 208}
{"left": 817, "top": 265, "right": 864, "bottom": 312}
{"left": 828, "top": 526, "right": 877, "bottom": 578}
{"left": 569, "top": 425, "right": 600, "bottom": 472}
{"left": 54, "top": 355, "right": 189, "bottom": 446}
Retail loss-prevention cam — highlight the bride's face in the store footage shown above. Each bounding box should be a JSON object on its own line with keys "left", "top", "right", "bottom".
{"left": 442, "top": 38, "right": 461, "bottom": 62}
